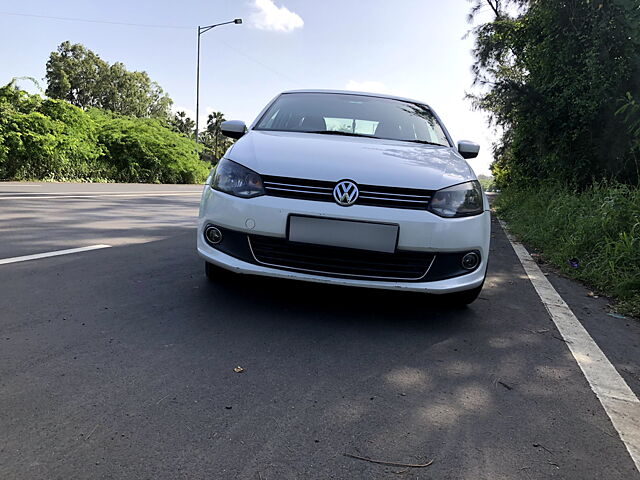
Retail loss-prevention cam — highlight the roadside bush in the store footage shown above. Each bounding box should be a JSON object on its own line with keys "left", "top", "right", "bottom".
{"left": 89, "top": 110, "right": 207, "bottom": 184}
{"left": 495, "top": 183, "right": 640, "bottom": 316}
{"left": 0, "top": 81, "right": 208, "bottom": 183}
{"left": 0, "top": 85, "right": 105, "bottom": 180}
{"left": 478, "top": 176, "right": 495, "bottom": 192}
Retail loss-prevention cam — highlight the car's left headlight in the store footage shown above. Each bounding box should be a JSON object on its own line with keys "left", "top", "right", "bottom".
{"left": 428, "top": 180, "right": 484, "bottom": 218}
{"left": 211, "top": 158, "right": 265, "bottom": 198}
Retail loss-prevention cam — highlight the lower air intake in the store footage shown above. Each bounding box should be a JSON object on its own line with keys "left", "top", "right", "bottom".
{"left": 248, "top": 235, "right": 435, "bottom": 281}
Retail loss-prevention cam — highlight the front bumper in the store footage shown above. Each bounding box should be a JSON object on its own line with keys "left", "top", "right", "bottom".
{"left": 197, "top": 186, "right": 491, "bottom": 293}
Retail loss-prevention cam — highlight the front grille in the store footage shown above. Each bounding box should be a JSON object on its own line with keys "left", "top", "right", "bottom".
{"left": 248, "top": 235, "right": 435, "bottom": 281}
{"left": 263, "top": 176, "right": 333, "bottom": 202}
{"left": 262, "top": 175, "right": 434, "bottom": 210}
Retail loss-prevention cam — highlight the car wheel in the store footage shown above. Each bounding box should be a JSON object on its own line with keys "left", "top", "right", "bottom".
{"left": 204, "top": 261, "right": 231, "bottom": 282}
{"left": 443, "top": 282, "right": 484, "bottom": 307}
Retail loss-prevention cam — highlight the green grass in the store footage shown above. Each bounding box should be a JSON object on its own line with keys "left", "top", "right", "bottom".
{"left": 477, "top": 175, "right": 496, "bottom": 192}
{"left": 494, "top": 182, "right": 640, "bottom": 317}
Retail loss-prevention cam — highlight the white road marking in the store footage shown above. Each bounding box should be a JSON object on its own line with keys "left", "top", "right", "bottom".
{"left": 499, "top": 219, "right": 640, "bottom": 472}
{"left": 0, "top": 192, "right": 202, "bottom": 200}
{"left": 0, "top": 245, "right": 112, "bottom": 265}
{"left": 0, "top": 190, "right": 200, "bottom": 195}
{"left": 0, "top": 184, "right": 42, "bottom": 187}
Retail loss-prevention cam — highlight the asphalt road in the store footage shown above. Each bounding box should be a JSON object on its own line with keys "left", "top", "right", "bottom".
{"left": 1, "top": 182, "right": 639, "bottom": 480}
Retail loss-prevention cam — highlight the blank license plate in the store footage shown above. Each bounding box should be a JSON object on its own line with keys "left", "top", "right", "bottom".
{"left": 288, "top": 216, "right": 398, "bottom": 253}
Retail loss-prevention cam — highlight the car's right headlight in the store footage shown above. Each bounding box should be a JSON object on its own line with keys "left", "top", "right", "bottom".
{"left": 211, "top": 158, "right": 265, "bottom": 198}
{"left": 428, "top": 180, "right": 484, "bottom": 218}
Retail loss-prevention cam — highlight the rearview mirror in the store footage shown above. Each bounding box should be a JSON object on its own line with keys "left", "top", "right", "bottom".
{"left": 221, "top": 120, "right": 247, "bottom": 139}
{"left": 457, "top": 140, "right": 480, "bottom": 159}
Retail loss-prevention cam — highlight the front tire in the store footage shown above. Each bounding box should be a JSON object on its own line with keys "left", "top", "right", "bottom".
{"left": 205, "top": 261, "right": 231, "bottom": 282}
{"left": 443, "top": 282, "right": 484, "bottom": 307}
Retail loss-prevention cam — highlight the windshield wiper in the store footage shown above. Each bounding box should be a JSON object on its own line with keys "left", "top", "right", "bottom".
{"left": 403, "top": 139, "right": 447, "bottom": 147}
{"left": 305, "top": 131, "right": 446, "bottom": 146}
{"left": 306, "top": 130, "right": 380, "bottom": 139}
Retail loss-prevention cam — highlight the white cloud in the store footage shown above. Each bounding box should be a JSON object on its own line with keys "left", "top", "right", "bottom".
{"left": 250, "top": 0, "right": 304, "bottom": 33}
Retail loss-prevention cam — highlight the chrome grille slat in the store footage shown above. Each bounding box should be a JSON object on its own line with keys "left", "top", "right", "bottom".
{"left": 265, "top": 186, "right": 331, "bottom": 195}
{"left": 261, "top": 175, "right": 434, "bottom": 210}
{"left": 263, "top": 182, "right": 332, "bottom": 191}
{"left": 359, "top": 190, "right": 431, "bottom": 199}
{"left": 359, "top": 195, "right": 429, "bottom": 203}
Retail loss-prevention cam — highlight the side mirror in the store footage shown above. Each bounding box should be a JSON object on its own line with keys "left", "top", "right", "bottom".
{"left": 457, "top": 140, "right": 480, "bottom": 159}
{"left": 221, "top": 120, "right": 247, "bottom": 139}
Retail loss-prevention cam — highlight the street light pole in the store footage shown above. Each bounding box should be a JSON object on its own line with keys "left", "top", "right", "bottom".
{"left": 195, "top": 18, "right": 242, "bottom": 143}
{"left": 196, "top": 28, "right": 202, "bottom": 142}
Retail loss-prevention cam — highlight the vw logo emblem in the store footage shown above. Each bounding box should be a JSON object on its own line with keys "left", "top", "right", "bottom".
{"left": 333, "top": 180, "right": 359, "bottom": 206}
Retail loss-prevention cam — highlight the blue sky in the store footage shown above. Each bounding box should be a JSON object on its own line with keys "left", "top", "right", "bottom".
{"left": 0, "top": 0, "right": 496, "bottom": 175}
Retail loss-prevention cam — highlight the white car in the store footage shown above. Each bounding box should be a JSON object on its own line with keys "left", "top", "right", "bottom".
{"left": 198, "top": 90, "right": 490, "bottom": 304}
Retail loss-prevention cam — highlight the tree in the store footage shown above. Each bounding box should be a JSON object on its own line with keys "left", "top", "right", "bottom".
{"left": 0, "top": 80, "right": 207, "bottom": 183}
{"left": 617, "top": 92, "right": 640, "bottom": 161}
{"left": 45, "top": 41, "right": 106, "bottom": 109}
{"left": 467, "top": 0, "right": 640, "bottom": 187}
{"left": 45, "top": 41, "right": 173, "bottom": 119}
{"left": 0, "top": 81, "right": 103, "bottom": 180}
{"left": 200, "top": 111, "right": 233, "bottom": 163}
{"left": 170, "top": 111, "right": 196, "bottom": 137}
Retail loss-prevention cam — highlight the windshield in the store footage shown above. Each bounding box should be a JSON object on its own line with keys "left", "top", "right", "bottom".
{"left": 254, "top": 92, "right": 451, "bottom": 146}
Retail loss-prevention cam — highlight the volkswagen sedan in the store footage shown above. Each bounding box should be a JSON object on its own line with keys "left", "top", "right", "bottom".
{"left": 197, "top": 90, "right": 490, "bottom": 304}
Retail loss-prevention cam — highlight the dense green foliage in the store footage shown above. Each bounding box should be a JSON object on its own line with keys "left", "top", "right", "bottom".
{"left": 3, "top": 39, "right": 230, "bottom": 181}
{"left": 469, "top": 0, "right": 640, "bottom": 187}
{"left": 477, "top": 174, "right": 496, "bottom": 192}
{"left": 45, "top": 41, "right": 232, "bottom": 163}
{"left": 46, "top": 41, "right": 173, "bottom": 119}
{"left": 199, "top": 111, "right": 235, "bottom": 163}
{"left": 469, "top": 1, "right": 640, "bottom": 314}
{"left": 494, "top": 183, "right": 640, "bottom": 316}
{"left": 0, "top": 82, "right": 105, "bottom": 180}
{"left": 0, "top": 82, "right": 208, "bottom": 183}
{"left": 170, "top": 111, "right": 196, "bottom": 137}
{"left": 168, "top": 110, "right": 234, "bottom": 163}
{"left": 89, "top": 109, "right": 208, "bottom": 183}
{"left": 617, "top": 92, "right": 640, "bottom": 158}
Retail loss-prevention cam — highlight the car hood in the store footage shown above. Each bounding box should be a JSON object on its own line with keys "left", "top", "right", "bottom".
{"left": 227, "top": 130, "right": 476, "bottom": 190}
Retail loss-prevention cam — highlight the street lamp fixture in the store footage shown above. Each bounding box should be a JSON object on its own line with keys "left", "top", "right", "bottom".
{"left": 195, "top": 18, "right": 242, "bottom": 143}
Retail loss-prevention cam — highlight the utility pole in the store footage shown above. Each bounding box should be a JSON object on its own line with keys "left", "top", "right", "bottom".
{"left": 195, "top": 18, "right": 242, "bottom": 142}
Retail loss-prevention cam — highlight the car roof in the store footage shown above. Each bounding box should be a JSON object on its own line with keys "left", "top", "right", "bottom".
{"left": 280, "top": 89, "right": 432, "bottom": 110}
